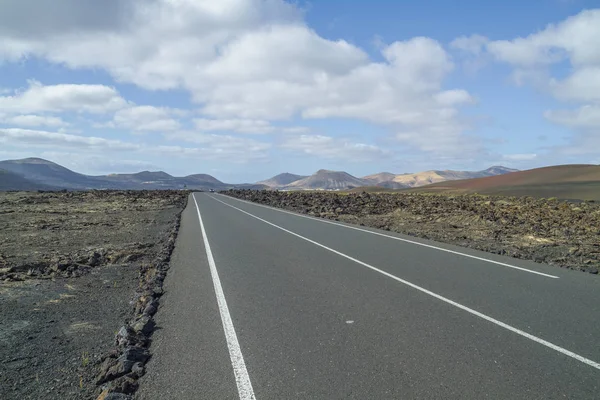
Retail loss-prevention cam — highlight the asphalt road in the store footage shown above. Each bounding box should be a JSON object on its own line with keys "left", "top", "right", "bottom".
{"left": 137, "top": 192, "right": 600, "bottom": 399}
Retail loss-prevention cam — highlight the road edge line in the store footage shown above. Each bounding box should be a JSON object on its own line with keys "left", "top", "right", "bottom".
{"left": 193, "top": 194, "right": 257, "bottom": 400}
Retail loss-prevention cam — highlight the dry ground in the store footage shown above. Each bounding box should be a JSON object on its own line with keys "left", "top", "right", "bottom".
{"left": 0, "top": 190, "right": 187, "bottom": 399}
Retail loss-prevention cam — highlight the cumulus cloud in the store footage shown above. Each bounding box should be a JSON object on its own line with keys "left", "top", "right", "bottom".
{"left": 193, "top": 118, "right": 308, "bottom": 134}
{"left": 483, "top": 9, "right": 600, "bottom": 101}
{"left": 194, "top": 118, "right": 275, "bottom": 134}
{"left": 487, "top": 10, "right": 600, "bottom": 68}
{"left": 544, "top": 105, "right": 600, "bottom": 129}
{"left": 1, "top": 127, "right": 271, "bottom": 163}
{"left": 459, "top": 9, "right": 600, "bottom": 158}
{"left": 450, "top": 34, "right": 490, "bottom": 73}
{"left": 0, "top": 81, "right": 127, "bottom": 114}
{"left": 0, "top": 0, "right": 475, "bottom": 158}
{"left": 0, "top": 128, "right": 139, "bottom": 151}
{"left": 280, "top": 134, "right": 388, "bottom": 161}
{"left": 162, "top": 130, "right": 271, "bottom": 162}
{"left": 503, "top": 153, "right": 538, "bottom": 161}
{"left": 451, "top": 34, "right": 489, "bottom": 55}
{"left": 0, "top": 114, "right": 68, "bottom": 127}
{"left": 111, "top": 106, "right": 181, "bottom": 132}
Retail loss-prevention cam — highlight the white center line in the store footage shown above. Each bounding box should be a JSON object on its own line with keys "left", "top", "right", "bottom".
{"left": 209, "top": 194, "right": 600, "bottom": 371}
{"left": 192, "top": 194, "right": 256, "bottom": 400}
{"left": 216, "top": 194, "right": 559, "bottom": 279}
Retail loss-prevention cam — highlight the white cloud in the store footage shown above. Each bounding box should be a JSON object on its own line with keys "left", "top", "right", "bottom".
{"left": 449, "top": 34, "right": 490, "bottom": 73}
{"left": 193, "top": 118, "right": 308, "bottom": 134}
{"left": 544, "top": 105, "right": 600, "bottom": 128}
{"left": 503, "top": 153, "right": 538, "bottom": 161}
{"left": 194, "top": 118, "right": 275, "bottom": 134}
{"left": 487, "top": 10, "right": 600, "bottom": 68}
{"left": 450, "top": 34, "right": 489, "bottom": 55}
{"left": 112, "top": 106, "right": 181, "bottom": 131}
{"left": 548, "top": 67, "right": 600, "bottom": 102}
{"left": 0, "top": 0, "right": 475, "bottom": 156}
{"left": 544, "top": 104, "right": 600, "bottom": 158}
{"left": 483, "top": 9, "right": 600, "bottom": 103}
{"left": 280, "top": 134, "right": 388, "bottom": 161}
{"left": 0, "top": 80, "right": 127, "bottom": 114}
{"left": 0, "top": 128, "right": 139, "bottom": 151}
{"left": 0, "top": 127, "right": 271, "bottom": 163}
{"left": 474, "top": 9, "right": 600, "bottom": 159}
{"left": 433, "top": 89, "right": 474, "bottom": 106}
{"left": 163, "top": 130, "right": 271, "bottom": 162}
{"left": 1, "top": 114, "right": 68, "bottom": 127}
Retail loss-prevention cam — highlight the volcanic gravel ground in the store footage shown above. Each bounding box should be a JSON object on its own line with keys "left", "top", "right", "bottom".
{"left": 0, "top": 190, "right": 187, "bottom": 399}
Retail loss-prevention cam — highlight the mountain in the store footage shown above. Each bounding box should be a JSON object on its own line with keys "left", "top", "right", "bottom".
{"left": 179, "top": 174, "right": 226, "bottom": 189}
{"left": 255, "top": 166, "right": 519, "bottom": 191}
{"left": 0, "top": 169, "right": 57, "bottom": 191}
{"left": 362, "top": 172, "right": 397, "bottom": 184}
{"left": 0, "top": 157, "right": 520, "bottom": 192}
{"left": 364, "top": 166, "right": 519, "bottom": 189}
{"left": 409, "top": 164, "right": 600, "bottom": 201}
{"left": 0, "top": 158, "right": 231, "bottom": 191}
{"left": 478, "top": 166, "right": 519, "bottom": 176}
{"left": 258, "top": 173, "right": 308, "bottom": 188}
{"left": 129, "top": 171, "right": 174, "bottom": 181}
{"left": 285, "top": 169, "right": 367, "bottom": 190}
{"left": 0, "top": 158, "right": 102, "bottom": 189}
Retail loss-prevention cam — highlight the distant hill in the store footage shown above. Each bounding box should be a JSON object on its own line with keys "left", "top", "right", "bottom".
{"left": 0, "top": 169, "right": 57, "bottom": 191}
{"left": 0, "top": 158, "right": 237, "bottom": 191}
{"left": 409, "top": 164, "right": 600, "bottom": 201}
{"left": 258, "top": 173, "right": 308, "bottom": 188}
{"left": 370, "top": 166, "right": 519, "bottom": 189}
{"left": 362, "top": 172, "right": 398, "bottom": 184}
{"left": 0, "top": 158, "right": 102, "bottom": 189}
{"left": 103, "top": 171, "right": 226, "bottom": 189}
{"left": 257, "top": 166, "right": 518, "bottom": 191}
{"left": 285, "top": 169, "right": 366, "bottom": 190}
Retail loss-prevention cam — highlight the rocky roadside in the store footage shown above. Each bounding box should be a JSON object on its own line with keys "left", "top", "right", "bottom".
{"left": 0, "top": 190, "right": 189, "bottom": 399}
{"left": 94, "top": 207, "right": 182, "bottom": 399}
{"left": 223, "top": 190, "right": 600, "bottom": 274}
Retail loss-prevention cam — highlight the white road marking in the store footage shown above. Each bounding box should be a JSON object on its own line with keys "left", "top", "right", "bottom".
{"left": 216, "top": 194, "right": 559, "bottom": 279}
{"left": 209, "top": 195, "right": 600, "bottom": 371}
{"left": 192, "top": 194, "right": 256, "bottom": 400}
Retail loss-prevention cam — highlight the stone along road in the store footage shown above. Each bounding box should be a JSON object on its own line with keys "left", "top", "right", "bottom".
{"left": 137, "top": 193, "right": 600, "bottom": 399}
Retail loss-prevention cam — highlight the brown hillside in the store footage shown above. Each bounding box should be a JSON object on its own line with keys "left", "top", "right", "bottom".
{"left": 411, "top": 164, "right": 600, "bottom": 200}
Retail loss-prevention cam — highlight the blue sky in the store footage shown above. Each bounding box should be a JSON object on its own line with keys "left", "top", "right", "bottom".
{"left": 0, "top": 0, "right": 599, "bottom": 183}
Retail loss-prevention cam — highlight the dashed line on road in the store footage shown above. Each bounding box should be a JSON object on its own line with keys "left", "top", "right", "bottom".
{"left": 209, "top": 194, "right": 600, "bottom": 371}
{"left": 192, "top": 194, "right": 256, "bottom": 400}
{"left": 216, "top": 194, "right": 559, "bottom": 279}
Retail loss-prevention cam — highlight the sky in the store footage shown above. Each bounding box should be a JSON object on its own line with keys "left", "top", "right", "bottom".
{"left": 0, "top": 0, "right": 599, "bottom": 183}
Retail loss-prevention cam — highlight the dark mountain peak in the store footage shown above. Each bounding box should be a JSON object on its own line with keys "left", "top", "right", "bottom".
{"left": 0, "top": 157, "right": 231, "bottom": 190}
{"left": 257, "top": 173, "right": 308, "bottom": 187}
{"left": 7, "top": 157, "right": 58, "bottom": 165}
{"left": 183, "top": 174, "right": 224, "bottom": 184}
{"left": 286, "top": 169, "right": 365, "bottom": 190}
{"left": 484, "top": 165, "right": 519, "bottom": 172}
{"left": 132, "top": 171, "right": 174, "bottom": 180}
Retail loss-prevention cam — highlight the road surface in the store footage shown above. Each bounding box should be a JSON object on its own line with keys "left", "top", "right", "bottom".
{"left": 137, "top": 192, "right": 600, "bottom": 399}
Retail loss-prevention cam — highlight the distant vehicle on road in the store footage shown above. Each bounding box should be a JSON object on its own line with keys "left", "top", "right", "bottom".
{"left": 209, "top": 189, "right": 215, "bottom": 193}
